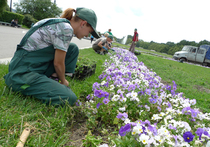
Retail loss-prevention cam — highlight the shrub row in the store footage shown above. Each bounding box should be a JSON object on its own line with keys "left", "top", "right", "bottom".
{"left": 0, "top": 11, "right": 38, "bottom": 28}
{"left": 0, "top": 11, "right": 24, "bottom": 24}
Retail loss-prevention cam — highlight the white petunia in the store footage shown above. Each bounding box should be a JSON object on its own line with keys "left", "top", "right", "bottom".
{"left": 130, "top": 91, "right": 138, "bottom": 98}
{"left": 154, "top": 135, "right": 164, "bottom": 144}
{"left": 111, "top": 95, "right": 120, "bottom": 101}
{"left": 133, "top": 125, "right": 143, "bottom": 135}
{"left": 119, "top": 107, "right": 126, "bottom": 112}
{"left": 139, "top": 134, "right": 149, "bottom": 144}
{"left": 124, "top": 118, "right": 130, "bottom": 124}
{"left": 110, "top": 84, "right": 115, "bottom": 90}
{"left": 101, "top": 80, "right": 106, "bottom": 86}
{"left": 152, "top": 114, "right": 162, "bottom": 120}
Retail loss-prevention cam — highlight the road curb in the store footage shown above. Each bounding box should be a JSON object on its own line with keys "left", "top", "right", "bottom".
{"left": 0, "top": 46, "right": 92, "bottom": 65}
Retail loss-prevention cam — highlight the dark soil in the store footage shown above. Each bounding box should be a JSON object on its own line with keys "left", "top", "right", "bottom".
{"left": 67, "top": 121, "right": 88, "bottom": 147}
{"left": 194, "top": 85, "right": 210, "bottom": 93}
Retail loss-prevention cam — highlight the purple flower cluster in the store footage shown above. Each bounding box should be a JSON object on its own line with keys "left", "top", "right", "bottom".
{"left": 86, "top": 47, "right": 210, "bottom": 146}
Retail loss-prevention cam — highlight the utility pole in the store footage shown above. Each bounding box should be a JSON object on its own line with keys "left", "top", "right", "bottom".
{"left": 10, "top": 0, "right": 12, "bottom": 12}
{"left": 54, "top": 0, "right": 56, "bottom": 4}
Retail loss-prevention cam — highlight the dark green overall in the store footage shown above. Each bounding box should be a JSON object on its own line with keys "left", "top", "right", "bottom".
{"left": 4, "top": 19, "right": 78, "bottom": 106}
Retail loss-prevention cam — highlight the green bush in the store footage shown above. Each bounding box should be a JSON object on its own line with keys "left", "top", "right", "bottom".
{"left": 0, "top": 11, "right": 24, "bottom": 24}
{"left": 22, "top": 14, "right": 37, "bottom": 28}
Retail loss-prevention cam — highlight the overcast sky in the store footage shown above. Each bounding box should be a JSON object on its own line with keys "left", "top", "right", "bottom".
{"left": 8, "top": 0, "right": 210, "bottom": 43}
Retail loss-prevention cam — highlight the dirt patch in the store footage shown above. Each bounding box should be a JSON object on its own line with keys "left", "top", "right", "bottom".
{"left": 194, "top": 85, "right": 210, "bottom": 93}
{"left": 66, "top": 121, "right": 88, "bottom": 147}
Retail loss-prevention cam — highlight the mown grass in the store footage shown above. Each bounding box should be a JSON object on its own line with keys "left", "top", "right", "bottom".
{"left": 136, "top": 53, "right": 210, "bottom": 113}
{"left": 0, "top": 49, "right": 109, "bottom": 146}
{"left": 112, "top": 42, "right": 173, "bottom": 58}
{"left": 0, "top": 44, "right": 209, "bottom": 146}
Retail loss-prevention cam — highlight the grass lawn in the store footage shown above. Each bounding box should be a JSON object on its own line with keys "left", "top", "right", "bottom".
{"left": 0, "top": 44, "right": 209, "bottom": 146}
{"left": 0, "top": 49, "right": 110, "bottom": 146}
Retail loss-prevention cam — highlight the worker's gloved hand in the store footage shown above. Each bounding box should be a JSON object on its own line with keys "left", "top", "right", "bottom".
{"left": 102, "top": 46, "right": 108, "bottom": 51}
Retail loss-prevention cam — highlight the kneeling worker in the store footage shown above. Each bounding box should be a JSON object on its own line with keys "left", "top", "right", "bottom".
{"left": 92, "top": 35, "right": 113, "bottom": 55}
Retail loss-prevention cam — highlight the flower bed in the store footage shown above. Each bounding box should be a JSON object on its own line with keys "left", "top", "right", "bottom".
{"left": 134, "top": 50, "right": 141, "bottom": 55}
{"left": 73, "top": 56, "right": 96, "bottom": 80}
{"left": 81, "top": 47, "right": 210, "bottom": 146}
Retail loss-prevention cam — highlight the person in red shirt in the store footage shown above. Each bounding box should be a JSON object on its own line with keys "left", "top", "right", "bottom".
{"left": 129, "top": 28, "right": 138, "bottom": 53}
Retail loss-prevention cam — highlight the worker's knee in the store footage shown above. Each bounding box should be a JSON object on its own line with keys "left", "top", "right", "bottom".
{"left": 64, "top": 89, "right": 77, "bottom": 106}
{"left": 69, "top": 43, "right": 79, "bottom": 53}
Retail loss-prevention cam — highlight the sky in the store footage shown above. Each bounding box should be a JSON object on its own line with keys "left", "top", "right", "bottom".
{"left": 8, "top": 0, "right": 210, "bottom": 43}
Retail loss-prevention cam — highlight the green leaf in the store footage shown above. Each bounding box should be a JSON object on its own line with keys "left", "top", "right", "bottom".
{"left": 113, "top": 118, "right": 119, "bottom": 124}
{"left": 20, "top": 84, "right": 30, "bottom": 90}
{"left": 87, "top": 130, "right": 92, "bottom": 136}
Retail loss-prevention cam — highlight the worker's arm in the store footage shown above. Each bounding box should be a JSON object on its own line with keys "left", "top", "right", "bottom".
{"left": 54, "top": 49, "right": 69, "bottom": 86}
{"left": 135, "top": 34, "right": 138, "bottom": 42}
{"left": 98, "top": 41, "right": 108, "bottom": 51}
{"left": 97, "top": 41, "right": 104, "bottom": 48}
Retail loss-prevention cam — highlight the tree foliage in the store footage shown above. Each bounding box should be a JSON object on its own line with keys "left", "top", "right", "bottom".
{"left": 125, "top": 34, "right": 210, "bottom": 55}
{"left": 14, "top": 0, "right": 62, "bottom": 20}
{"left": 0, "top": 0, "right": 7, "bottom": 16}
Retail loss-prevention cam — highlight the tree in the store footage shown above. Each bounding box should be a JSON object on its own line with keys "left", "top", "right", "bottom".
{"left": 14, "top": 0, "right": 62, "bottom": 20}
{"left": 0, "top": 0, "right": 7, "bottom": 16}
{"left": 126, "top": 38, "right": 132, "bottom": 45}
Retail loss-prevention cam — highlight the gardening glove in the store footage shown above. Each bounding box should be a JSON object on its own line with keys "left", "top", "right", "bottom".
{"left": 102, "top": 46, "right": 108, "bottom": 51}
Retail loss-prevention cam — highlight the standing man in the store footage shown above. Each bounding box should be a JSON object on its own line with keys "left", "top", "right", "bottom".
{"left": 129, "top": 28, "right": 138, "bottom": 53}
{"left": 104, "top": 29, "right": 113, "bottom": 35}
{"left": 90, "top": 35, "right": 94, "bottom": 43}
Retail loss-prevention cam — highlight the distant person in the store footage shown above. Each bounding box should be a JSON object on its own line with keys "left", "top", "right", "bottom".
{"left": 101, "top": 33, "right": 108, "bottom": 38}
{"left": 104, "top": 29, "right": 113, "bottom": 35}
{"left": 104, "top": 33, "right": 109, "bottom": 37}
{"left": 92, "top": 35, "right": 113, "bottom": 55}
{"left": 11, "top": 19, "right": 18, "bottom": 27}
{"left": 129, "top": 28, "right": 138, "bottom": 53}
{"left": 90, "top": 35, "right": 94, "bottom": 43}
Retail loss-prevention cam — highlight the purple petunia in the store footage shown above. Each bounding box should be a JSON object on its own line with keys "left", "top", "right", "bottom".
{"left": 196, "top": 128, "right": 204, "bottom": 140}
{"left": 168, "top": 124, "right": 177, "bottom": 130}
{"left": 92, "top": 82, "right": 100, "bottom": 90}
{"left": 148, "top": 124, "right": 157, "bottom": 136}
{"left": 172, "top": 81, "right": 177, "bottom": 91}
{"left": 103, "top": 98, "right": 110, "bottom": 104}
{"left": 145, "top": 88, "right": 151, "bottom": 95}
{"left": 128, "top": 84, "right": 136, "bottom": 91}
{"left": 182, "top": 107, "right": 191, "bottom": 115}
{"left": 183, "top": 131, "right": 194, "bottom": 143}
{"left": 119, "top": 123, "right": 131, "bottom": 136}
{"left": 75, "top": 100, "right": 82, "bottom": 106}
{"left": 157, "top": 106, "right": 161, "bottom": 112}
{"left": 190, "top": 109, "right": 198, "bottom": 118}
{"left": 96, "top": 102, "right": 103, "bottom": 109}
{"left": 166, "top": 84, "right": 171, "bottom": 91}
{"left": 103, "top": 91, "right": 109, "bottom": 98}
{"left": 94, "top": 89, "right": 105, "bottom": 98}
{"left": 149, "top": 98, "right": 157, "bottom": 104}
{"left": 116, "top": 112, "right": 128, "bottom": 120}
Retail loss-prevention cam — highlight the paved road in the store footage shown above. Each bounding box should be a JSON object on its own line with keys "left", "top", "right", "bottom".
{"left": 0, "top": 25, "right": 95, "bottom": 63}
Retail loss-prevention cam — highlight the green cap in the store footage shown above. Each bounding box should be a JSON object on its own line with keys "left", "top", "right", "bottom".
{"left": 76, "top": 7, "right": 100, "bottom": 38}
{"left": 108, "top": 35, "right": 113, "bottom": 40}
{"left": 135, "top": 28, "right": 137, "bottom": 31}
